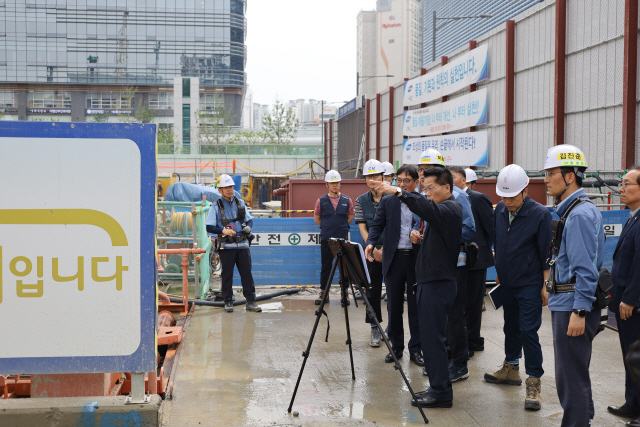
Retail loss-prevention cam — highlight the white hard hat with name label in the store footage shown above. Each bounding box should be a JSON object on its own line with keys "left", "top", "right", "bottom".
{"left": 542, "top": 144, "right": 588, "bottom": 177}
{"left": 465, "top": 168, "right": 478, "bottom": 183}
{"left": 218, "top": 174, "right": 235, "bottom": 188}
{"left": 381, "top": 161, "right": 395, "bottom": 176}
{"left": 496, "top": 164, "right": 529, "bottom": 197}
{"left": 363, "top": 159, "right": 384, "bottom": 176}
{"left": 419, "top": 148, "right": 446, "bottom": 166}
{"left": 325, "top": 170, "right": 342, "bottom": 183}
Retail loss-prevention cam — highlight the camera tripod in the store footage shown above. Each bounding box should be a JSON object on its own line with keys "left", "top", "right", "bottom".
{"left": 287, "top": 240, "right": 428, "bottom": 424}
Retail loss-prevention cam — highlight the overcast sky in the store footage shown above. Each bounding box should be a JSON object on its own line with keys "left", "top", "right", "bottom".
{"left": 246, "top": 0, "right": 378, "bottom": 106}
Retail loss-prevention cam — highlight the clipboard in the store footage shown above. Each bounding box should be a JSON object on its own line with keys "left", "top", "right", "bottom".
{"left": 488, "top": 284, "right": 507, "bottom": 310}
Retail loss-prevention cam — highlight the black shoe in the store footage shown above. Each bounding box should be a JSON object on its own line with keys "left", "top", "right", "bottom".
{"left": 246, "top": 300, "right": 262, "bottom": 312}
{"left": 608, "top": 405, "right": 640, "bottom": 418}
{"left": 385, "top": 350, "right": 403, "bottom": 363}
{"left": 411, "top": 394, "right": 453, "bottom": 408}
{"left": 469, "top": 344, "right": 484, "bottom": 352}
{"left": 628, "top": 417, "right": 640, "bottom": 427}
{"left": 224, "top": 300, "right": 233, "bottom": 312}
{"left": 409, "top": 352, "right": 424, "bottom": 366}
{"left": 413, "top": 389, "right": 430, "bottom": 398}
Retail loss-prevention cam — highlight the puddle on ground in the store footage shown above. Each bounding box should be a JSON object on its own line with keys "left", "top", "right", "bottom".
{"left": 251, "top": 302, "right": 284, "bottom": 313}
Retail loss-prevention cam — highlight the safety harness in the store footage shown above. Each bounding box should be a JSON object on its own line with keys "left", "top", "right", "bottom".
{"left": 217, "top": 196, "right": 250, "bottom": 243}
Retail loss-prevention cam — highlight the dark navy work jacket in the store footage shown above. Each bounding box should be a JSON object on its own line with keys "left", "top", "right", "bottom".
{"left": 610, "top": 210, "right": 640, "bottom": 311}
{"left": 493, "top": 196, "right": 552, "bottom": 288}
{"left": 401, "top": 191, "right": 462, "bottom": 284}
{"left": 319, "top": 194, "right": 351, "bottom": 241}
{"left": 466, "top": 188, "right": 495, "bottom": 270}
{"left": 356, "top": 191, "right": 386, "bottom": 247}
{"left": 365, "top": 192, "right": 419, "bottom": 276}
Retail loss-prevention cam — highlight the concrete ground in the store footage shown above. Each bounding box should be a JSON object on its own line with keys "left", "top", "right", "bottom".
{"left": 160, "top": 288, "right": 628, "bottom": 427}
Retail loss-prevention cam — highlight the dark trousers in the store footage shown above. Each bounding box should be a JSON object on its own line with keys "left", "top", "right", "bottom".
{"left": 447, "top": 266, "right": 469, "bottom": 366}
{"left": 503, "top": 285, "right": 544, "bottom": 378}
{"left": 385, "top": 250, "right": 420, "bottom": 354}
{"left": 552, "top": 309, "right": 600, "bottom": 427}
{"left": 365, "top": 259, "right": 383, "bottom": 324}
{"left": 219, "top": 248, "right": 256, "bottom": 301}
{"left": 320, "top": 240, "right": 334, "bottom": 290}
{"left": 417, "top": 280, "right": 456, "bottom": 401}
{"left": 615, "top": 311, "right": 640, "bottom": 412}
{"left": 466, "top": 268, "right": 487, "bottom": 349}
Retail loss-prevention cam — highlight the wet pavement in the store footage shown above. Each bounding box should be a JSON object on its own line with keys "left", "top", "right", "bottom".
{"left": 161, "top": 289, "right": 627, "bottom": 427}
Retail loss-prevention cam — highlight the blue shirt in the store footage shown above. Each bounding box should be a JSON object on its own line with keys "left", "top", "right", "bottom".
{"left": 206, "top": 197, "right": 254, "bottom": 249}
{"left": 548, "top": 189, "right": 605, "bottom": 312}
{"left": 398, "top": 202, "right": 413, "bottom": 249}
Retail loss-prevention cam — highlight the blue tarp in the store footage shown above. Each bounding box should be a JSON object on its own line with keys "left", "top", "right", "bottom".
{"left": 164, "top": 182, "right": 242, "bottom": 204}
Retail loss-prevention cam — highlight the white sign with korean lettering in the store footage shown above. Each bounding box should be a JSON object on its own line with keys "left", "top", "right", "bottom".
{"left": 0, "top": 137, "right": 141, "bottom": 358}
{"left": 403, "top": 44, "right": 488, "bottom": 107}
{"left": 403, "top": 131, "right": 488, "bottom": 167}
{"left": 252, "top": 233, "right": 351, "bottom": 246}
{"left": 403, "top": 89, "right": 488, "bottom": 137}
{"left": 603, "top": 224, "right": 623, "bottom": 237}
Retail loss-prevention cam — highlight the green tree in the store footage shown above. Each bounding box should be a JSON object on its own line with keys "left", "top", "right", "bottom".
{"left": 118, "top": 84, "right": 137, "bottom": 123}
{"left": 262, "top": 99, "right": 299, "bottom": 145}
{"left": 157, "top": 127, "right": 176, "bottom": 154}
{"left": 135, "top": 99, "right": 156, "bottom": 124}
{"left": 228, "top": 129, "right": 265, "bottom": 145}
{"left": 92, "top": 111, "right": 110, "bottom": 122}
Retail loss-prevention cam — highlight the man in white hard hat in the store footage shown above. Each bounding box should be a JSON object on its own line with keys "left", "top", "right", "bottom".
{"left": 206, "top": 174, "right": 262, "bottom": 313}
{"left": 355, "top": 159, "right": 386, "bottom": 347}
{"left": 485, "top": 164, "right": 551, "bottom": 411}
{"left": 313, "top": 170, "right": 355, "bottom": 305}
{"left": 465, "top": 168, "right": 478, "bottom": 191}
{"left": 381, "top": 161, "right": 396, "bottom": 184}
{"left": 414, "top": 149, "right": 475, "bottom": 382}
{"left": 542, "top": 145, "right": 604, "bottom": 426}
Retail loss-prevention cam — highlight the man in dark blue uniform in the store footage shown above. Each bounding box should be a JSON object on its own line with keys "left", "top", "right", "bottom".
{"left": 487, "top": 164, "right": 551, "bottom": 410}
{"left": 450, "top": 167, "right": 495, "bottom": 354}
{"left": 313, "top": 170, "right": 354, "bottom": 305}
{"left": 206, "top": 174, "right": 262, "bottom": 313}
{"left": 355, "top": 159, "right": 387, "bottom": 347}
{"left": 607, "top": 166, "right": 640, "bottom": 426}
{"left": 373, "top": 167, "right": 462, "bottom": 408}
{"left": 364, "top": 165, "right": 423, "bottom": 367}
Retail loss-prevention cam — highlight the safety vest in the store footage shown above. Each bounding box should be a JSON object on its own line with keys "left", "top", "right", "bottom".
{"left": 217, "top": 196, "right": 248, "bottom": 243}
{"left": 319, "top": 194, "right": 350, "bottom": 241}
{"left": 356, "top": 191, "right": 385, "bottom": 247}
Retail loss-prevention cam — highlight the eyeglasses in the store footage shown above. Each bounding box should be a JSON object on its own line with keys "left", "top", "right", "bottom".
{"left": 398, "top": 178, "right": 415, "bottom": 184}
{"left": 620, "top": 182, "right": 640, "bottom": 189}
{"left": 424, "top": 184, "right": 445, "bottom": 194}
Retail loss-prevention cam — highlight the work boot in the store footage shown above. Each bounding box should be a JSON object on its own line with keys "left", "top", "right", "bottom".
{"left": 369, "top": 328, "right": 381, "bottom": 347}
{"left": 525, "top": 377, "right": 541, "bottom": 410}
{"left": 484, "top": 360, "right": 522, "bottom": 385}
{"left": 246, "top": 300, "right": 262, "bottom": 312}
{"left": 315, "top": 291, "right": 328, "bottom": 305}
{"left": 224, "top": 300, "right": 233, "bottom": 313}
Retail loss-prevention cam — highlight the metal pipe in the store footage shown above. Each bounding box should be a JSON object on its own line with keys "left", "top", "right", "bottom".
{"left": 505, "top": 20, "right": 515, "bottom": 165}
{"left": 554, "top": 0, "right": 567, "bottom": 145}
{"left": 622, "top": 0, "right": 638, "bottom": 168}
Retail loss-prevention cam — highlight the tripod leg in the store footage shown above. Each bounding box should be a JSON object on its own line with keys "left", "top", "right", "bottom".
{"left": 340, "top": 278, "right": 356, "bottom": 381}
{"left": 342, "top": 256, "right": 429, "bottom": 424}
{"left": 288, "top": 255, "right": 339, "bottom": 413}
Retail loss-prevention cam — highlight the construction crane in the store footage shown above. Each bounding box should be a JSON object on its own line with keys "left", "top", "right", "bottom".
{"left": 113, "top": 10, "right": 129, "bottom": 82}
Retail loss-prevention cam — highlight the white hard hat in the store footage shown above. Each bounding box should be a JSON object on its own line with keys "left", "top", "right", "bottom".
{"left": 363, "top": 159, "right": 384, "bottom": 176}
{"left": 496, "top": 164, "right": 529, "bottom": 197}
{"left": 218, "top": 174, "right": 235, "bottom": 188}
{"left": 419, "top": 148, "right": 446, "bottom": 166}
{"left": 381, "top": 161, "right": 395, "bottom": 176}
{"left": 465, "top": 168, "right": 478, "bottom": 183}
{"left": 325, "top": 170, "right": 342, "bottom": 183}
{"left": 542, "top": 144, "right": 588, "bottom": 176}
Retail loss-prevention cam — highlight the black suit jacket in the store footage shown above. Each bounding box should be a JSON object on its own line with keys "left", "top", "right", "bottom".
{"left": 610, "top": 210, "right": 640, "bottom": 311}
{"left": 366, "top": 192, "right": 418, "bottom": 276}
{"left": 399, "top": 191, "right": 462, "bottom": 284}
{"left": 466, "top": 187, "right": 495, "bottom": 270}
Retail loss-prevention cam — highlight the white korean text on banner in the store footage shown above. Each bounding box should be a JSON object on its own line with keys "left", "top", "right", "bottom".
{"left": 403, "top": 88, "right": 487, "bottom": 137}
{"left": 403, "top": 131, "right": 488, "bottom": 167}
{"left": 403, "top": 44, "right": 488, "bottom": 107}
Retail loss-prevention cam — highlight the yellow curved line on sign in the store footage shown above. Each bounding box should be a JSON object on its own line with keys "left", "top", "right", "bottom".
{"left": 0, "top": 209, "right": 128, "bottom": 246}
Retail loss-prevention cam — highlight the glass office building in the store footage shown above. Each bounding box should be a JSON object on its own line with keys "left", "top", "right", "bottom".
{"left": 0, "top": 0, "right": 246, "bottom": 126}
